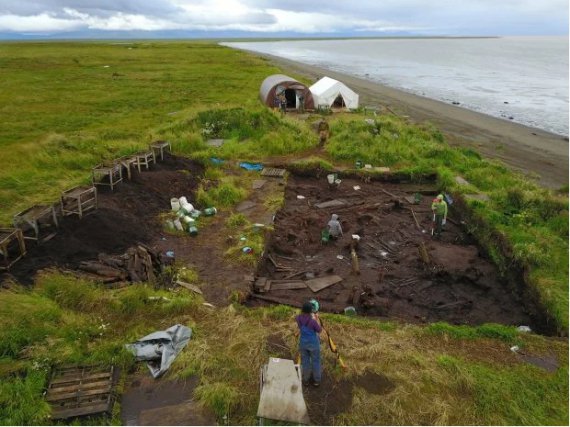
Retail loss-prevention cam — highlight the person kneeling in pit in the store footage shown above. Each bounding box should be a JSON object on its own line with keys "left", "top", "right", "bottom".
{"left": 327, "top": 214, "right": 343, "bottom": 239}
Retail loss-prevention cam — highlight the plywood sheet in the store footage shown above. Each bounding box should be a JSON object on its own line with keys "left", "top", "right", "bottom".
{"left": 314, "top": 199, "right": 347, "bottom": 209}
{"left": 305, "top": 275, "right": 343, "bottom": 292}
{"left": 257, "top": 358, "right": 310, "bottom": 424}
{"left": 269, "top": 281, "right": 307, "bottom": 291}
{"left": 252, "top": 179, "right": 267, "bottom": 190}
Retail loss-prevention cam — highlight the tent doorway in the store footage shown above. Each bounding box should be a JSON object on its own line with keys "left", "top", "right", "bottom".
{"left": 332, "top": 94, "right": 345, "bottom": 108}
{"left": 284, "top": 89, "right": 297, "bottom": 108}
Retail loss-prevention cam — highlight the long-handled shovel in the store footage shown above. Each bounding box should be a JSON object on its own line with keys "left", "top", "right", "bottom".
{"left": 318, "top": 317, "right": 347, "bottom": 369}
{"left": 431, "top": 213, "right": 435, "bottom": 236}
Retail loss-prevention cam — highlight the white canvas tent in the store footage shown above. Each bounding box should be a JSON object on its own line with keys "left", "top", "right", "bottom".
{"left": 310, "top": 76, "right": 359, "bottom": 110}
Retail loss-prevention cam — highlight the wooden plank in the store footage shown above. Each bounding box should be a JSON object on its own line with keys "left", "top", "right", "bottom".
{"left": 47, "top": 386, "right": 112, "bottom": 402}
{"left": 250, "top": 294, "right": 302, "bottom": 308}
{"left": 48, "top": 380, "right": 112, "bottom": 395}
{"left": 381, "top": 188, "right": 400, "bottom": 199}
{"left": 267, "top": 254, "right": 279, "bottom": 268}
{"left": 176, "top": 280, "right": 203, "bottom": 294}
{"left": 261, "top": 168, "right": 286, "bottom": 177}
{"left": 305, "top": 275, "right": 343, "bottom": 293}
{"left": 51, "top": 402, "right": 111, "bottom": 420}
{"left": 254, "top": 277, "right": 268, "bottom": 293}
{"left": 270, "top": 282, "right": 307, "bottom": 291}
{"left": 314, "top": 199, "right": 347, "bottom": 209}
{"left": 50, "top": 371, "right": 111, "bottom": 385}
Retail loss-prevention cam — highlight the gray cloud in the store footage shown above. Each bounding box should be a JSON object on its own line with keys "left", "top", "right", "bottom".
{"left": 0, "top": 0, "right": 182, "bottom": 17}
{"left": 0, "top": 0, "right": 567, "bottom": 35}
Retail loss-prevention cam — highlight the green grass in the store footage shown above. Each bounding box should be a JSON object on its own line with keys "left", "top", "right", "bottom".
{"left": 0, "top": 271, "right": 203, "bottom": 425}
{"left": 0, "top": 274, "right": 567, "bottom": 425}
{"left": 0, "top": 40, "right": 568, "bottom": 425}
{"left": 0, "top": 42, "right": 282, "bottom": 223}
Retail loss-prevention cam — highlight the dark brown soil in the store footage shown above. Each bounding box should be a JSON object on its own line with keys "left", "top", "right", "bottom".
{"left": 6, "top": 155, "right": 203, "bottom": 284}
{"left": 303, "top": 369, "right": 395, "bottom": 425}
{"left": 251, "top": 174, "right": 541, "bottom": 329}
{"left": 121, "top": 374, "right": 216, "bottom": 425}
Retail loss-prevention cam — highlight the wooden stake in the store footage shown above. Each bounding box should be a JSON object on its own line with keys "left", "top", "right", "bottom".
{"left": 411, "top": 208, "right": 421, "bottom": 229}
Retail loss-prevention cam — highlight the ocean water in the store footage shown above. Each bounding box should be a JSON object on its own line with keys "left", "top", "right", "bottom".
{"left": 223, "top": 37, "right": 569, "bottom": 136}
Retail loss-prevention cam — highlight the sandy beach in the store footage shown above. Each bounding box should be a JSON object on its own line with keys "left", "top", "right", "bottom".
{"left": 262, "top": 54, "right": 568, "bottom": 189}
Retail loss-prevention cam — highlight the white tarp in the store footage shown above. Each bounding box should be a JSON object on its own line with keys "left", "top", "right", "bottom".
{"left": 310, "top": 76, "right": 359, "bottom": 110}
{"left": 126, "top": 324, "right": 192, "bottom": 378}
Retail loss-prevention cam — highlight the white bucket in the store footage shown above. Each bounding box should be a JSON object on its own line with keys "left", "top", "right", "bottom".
{"left": 181, "top": 202, "right": 194, "bottom": 214}
{"left": 179, "top": 196, "right": 188, "bottom": 205}
{"left": 182, "top": 216, "right": 195, "bottom": 225}
{"left": 327, "top": 174, "right": 336, "bottom": 184}
{"left": 170, "top": 198, "right": 180, "bottom": 211}
{"left": 173, "top": 219, "right": 184, "bottom": 231}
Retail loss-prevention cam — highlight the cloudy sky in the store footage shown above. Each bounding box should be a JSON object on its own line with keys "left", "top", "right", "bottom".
{"left": 0, "top": 0, "right": 567, "bottom": 38}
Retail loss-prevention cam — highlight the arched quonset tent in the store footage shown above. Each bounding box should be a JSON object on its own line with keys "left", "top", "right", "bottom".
{"left": 259, "top": 74, "right": 315, "bottom": 110}
{"left": 310, "top": 76, "right": 359, "bottom": 110}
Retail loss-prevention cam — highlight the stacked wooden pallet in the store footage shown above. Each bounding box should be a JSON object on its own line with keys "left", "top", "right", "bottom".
{"left": 46, "top": 365, "right": 115, "bottom": 421}
{"left": 78, "top": 244, "right": 163, "bottom": 283}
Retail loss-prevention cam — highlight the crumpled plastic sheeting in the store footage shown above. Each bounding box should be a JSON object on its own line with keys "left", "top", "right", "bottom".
{"left": 125, "top": 324, "right": 192, "bottom": 378}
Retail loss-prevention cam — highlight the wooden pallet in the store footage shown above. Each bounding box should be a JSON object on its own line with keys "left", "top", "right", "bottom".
{"left": 261, "top": 168, "right": 286, "bottom": 178}
{"left": 46, "top": 365, "right": 115, "bottom": 420}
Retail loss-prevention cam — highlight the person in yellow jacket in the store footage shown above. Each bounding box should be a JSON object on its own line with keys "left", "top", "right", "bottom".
{"left": 431, "top": 194, "right": 448, "bottom": 236}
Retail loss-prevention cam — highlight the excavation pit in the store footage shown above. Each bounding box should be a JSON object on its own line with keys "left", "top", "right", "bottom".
{"left": 252, "top": 172, "right": 543, "bottom": 330}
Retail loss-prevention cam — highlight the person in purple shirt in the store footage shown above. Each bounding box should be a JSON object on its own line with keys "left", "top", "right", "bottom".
{"left": 296, "top": 301, "right": 322, "bottom": 386}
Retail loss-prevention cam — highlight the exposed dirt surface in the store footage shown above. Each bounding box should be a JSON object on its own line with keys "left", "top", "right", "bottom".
{"left": 353, "top": 369, "right": 395, "bottom": 395}
{"left": 303, "top": 369, "right": 395, "bottom": 425}
{"left": 265, "top": 333, "right": 294, "bottom": 359}
{"left": 6, "top": 155, "right": 203, "bottom": 284}
{"left": 121, "top": 374, "right": 216, "bottom": 426}
{"left": 251, "top": 174, "right": 542, "bottom": 329}
{"left": 154, "top": 176, "right": 283, "bottom": 306}
{"left": 518, "top": 352, "right": 559, "bottom": 372}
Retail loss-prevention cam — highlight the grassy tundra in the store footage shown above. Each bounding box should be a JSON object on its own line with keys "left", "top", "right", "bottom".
{"left": 0, "top": 41, "right": 567, "bottom": 425}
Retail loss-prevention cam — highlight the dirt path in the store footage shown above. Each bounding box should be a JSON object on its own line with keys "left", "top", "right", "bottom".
{"left": 265, "top": 54, "right": 569, "bottom": 189}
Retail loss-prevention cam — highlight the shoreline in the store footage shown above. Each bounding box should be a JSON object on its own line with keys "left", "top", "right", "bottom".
{"left": 254, "top": 51, "right": 568, "bottom": 189}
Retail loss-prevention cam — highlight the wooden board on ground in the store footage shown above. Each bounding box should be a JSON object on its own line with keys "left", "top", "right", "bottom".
{"left": 206, "top": 139, "right": 225, "bottom": 148}
{"left": 46, "top": 365, "right": 115, "bottom": 420}
{"left": 269, "top": 281, "right": 307, "bottom": 291}
{"left": 176, "top": 280, "right": 202, "bottom": 294}
{"left": 236, "top": 200, "right": 257, "bottom": 212}
{"left": 314, "top": 199, "right": 347, "bottom": 209}
{"left": 252, "top": 179, "right": 267, "bottom": 190}
{"left": 305, "top": 275, "right": 343, "bottom": 292}
{"left": 257, "top": 358, "right": 310, "bottom": 425}
{"left": 261, "top": 168, "right": 287, "bottom": 178}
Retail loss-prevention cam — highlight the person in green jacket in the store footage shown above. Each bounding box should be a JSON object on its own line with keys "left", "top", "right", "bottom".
{"left": 431, "top": 194, "right": 448, "bottom": 236}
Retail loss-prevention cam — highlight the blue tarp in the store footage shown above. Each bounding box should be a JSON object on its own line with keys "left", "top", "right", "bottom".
{"left": 239, "top": 162, "right": 264, "bottom": 171}
{"left": 210, "top": 157, "right": 225, "bottom": 165}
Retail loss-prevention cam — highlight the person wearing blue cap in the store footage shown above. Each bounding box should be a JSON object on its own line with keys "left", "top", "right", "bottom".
{"left": 296, "top": 300, "right": 322, "bottom": 386}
